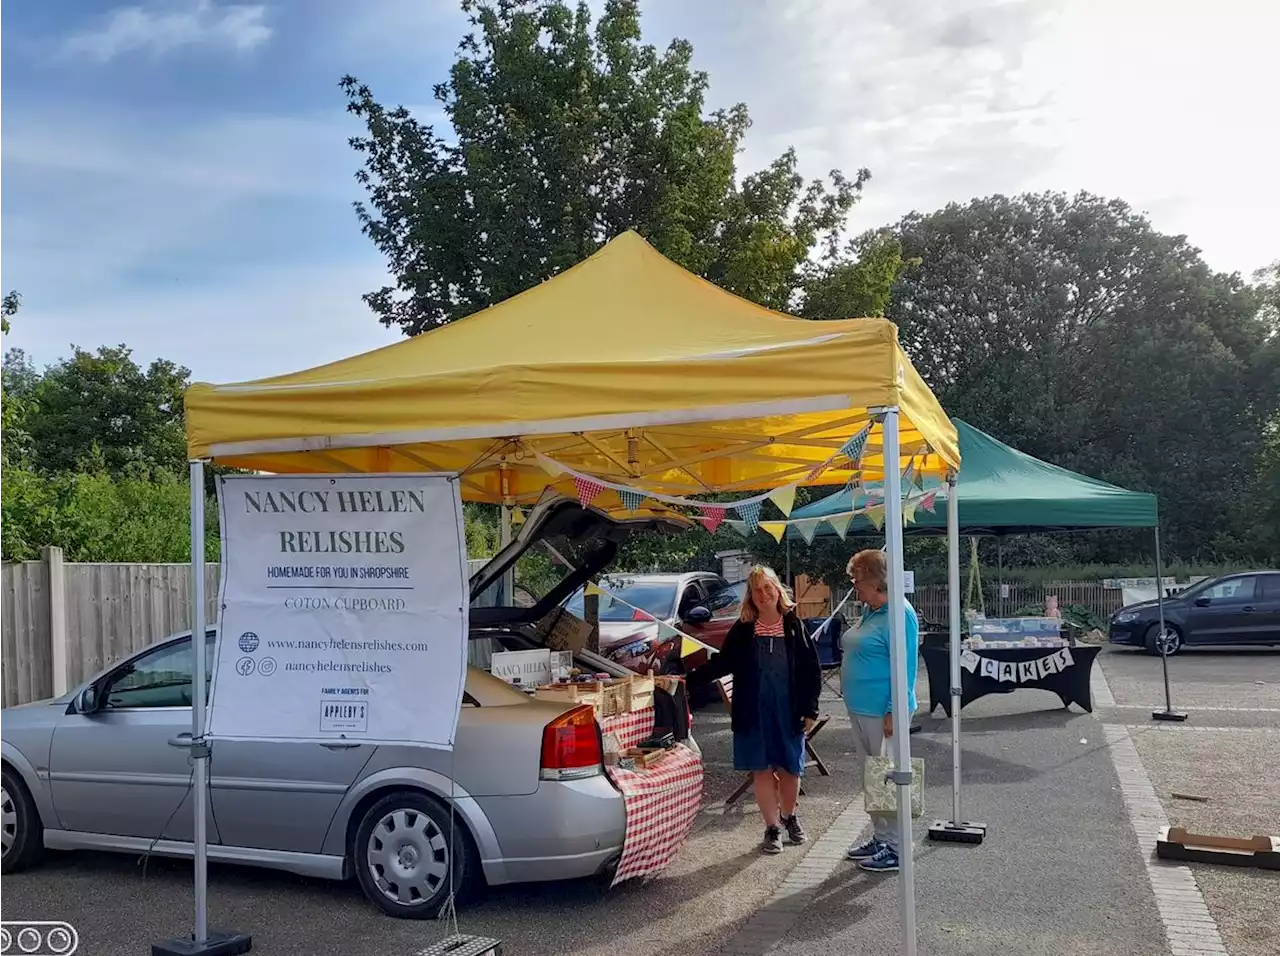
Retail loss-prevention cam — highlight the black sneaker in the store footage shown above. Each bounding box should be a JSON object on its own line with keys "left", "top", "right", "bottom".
{"left": 762, "top": 826, "right": 783, "bottom": 854}
{"left": 782, "top": 814, "right": 807, "bottom": 845}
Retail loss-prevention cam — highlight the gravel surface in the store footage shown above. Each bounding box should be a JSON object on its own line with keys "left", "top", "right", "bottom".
{"left": 1129, "top": 725, "right": 1280, "bottom": 956}
{"left": 767, "top": 690, "right": 1168, "bottom": 956}
{"left": 1, "top": 696, "right": 864, "bottom": 956}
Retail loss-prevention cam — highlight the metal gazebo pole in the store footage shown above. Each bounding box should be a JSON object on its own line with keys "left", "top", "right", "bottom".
{"left": 1150, "top": 521, "right": 1186, "bottom": 722}
{"left": 879, "top": 408, "right": 917, "bottom": 956}
{"left": 154, "top": 462, "right": 252, "bottom": 955}
{"left": 928, "top": 474, "right": 986, "bottom": 843}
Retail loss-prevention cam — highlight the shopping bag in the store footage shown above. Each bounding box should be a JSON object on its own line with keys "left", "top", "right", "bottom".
{"left": 864, "top": 756, "right": 924, "bottom": 817}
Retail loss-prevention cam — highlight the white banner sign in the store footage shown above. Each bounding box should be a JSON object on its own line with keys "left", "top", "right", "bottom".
{"left": 208, "top": 474, "right": 469, "bottom": 749}
{"left": 962, "top": 647, "right": 1075, "bottom": 682}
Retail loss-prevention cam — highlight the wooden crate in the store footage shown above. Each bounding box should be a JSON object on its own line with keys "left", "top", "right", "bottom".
{"left": 621, "top": 675, "right": 655, "bottom": 712}
{"left": 534, "top": 681, "right": 608, "bottom": 713}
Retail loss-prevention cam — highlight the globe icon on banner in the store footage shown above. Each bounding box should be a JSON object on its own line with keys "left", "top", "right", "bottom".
{"left": 238, "top": 632, "right": 260, "bottom": 653}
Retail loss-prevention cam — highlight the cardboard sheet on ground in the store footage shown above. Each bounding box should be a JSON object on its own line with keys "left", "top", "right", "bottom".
{"left": 207, "top": 474, "right": 468, "bottom": 748}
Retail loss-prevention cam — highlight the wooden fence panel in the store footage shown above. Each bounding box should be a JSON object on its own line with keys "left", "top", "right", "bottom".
{"left": 60, "top": 563, "right": 221, "bottom": 687}
{"left": 1, "top": 561, "right": 53, "bottom": 706}
{"left": 3, "top": 558, "right": 491, "bottom": 707}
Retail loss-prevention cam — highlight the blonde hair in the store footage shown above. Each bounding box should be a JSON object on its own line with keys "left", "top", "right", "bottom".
{"left": 739, "top": 565, "right": 796, "bottom": 622}
{"left": 847, "top": 549, "right": 888, "bottom": 594}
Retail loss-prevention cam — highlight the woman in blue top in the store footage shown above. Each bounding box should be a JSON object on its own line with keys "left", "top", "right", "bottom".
{"left": 840, "top": 548, "right": 919, "bottom": 873}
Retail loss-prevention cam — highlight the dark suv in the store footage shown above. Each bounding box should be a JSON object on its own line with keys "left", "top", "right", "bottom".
{"left": 1108, "top": 570, "right": 1280, "bottom": 654}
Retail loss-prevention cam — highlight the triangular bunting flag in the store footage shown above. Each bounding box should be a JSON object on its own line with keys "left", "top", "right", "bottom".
{"left": 768, "top": 483, "right": 798, "bottom": 517}
{"left": 903, "top": 498, "right": 919, "bottom": 525}
{"left": 866, "top": 505, "right": 885, "bottom": 531}
{"left": 920, "top": 491, "right": 938, "bottom": 513}
{"left": 584, "top": 581, "right": 604, "bottom": 597}
{"left": 510, "top": 507, "right": 526, "bottom": 526}
{"left": 734, "top": 499, "right": 764, "bottom": 532}
{"left": 699, "top": 505, "right": 726, "bottom": 534}
{"left": 840, "top": 424, "right": 871, "bottom": 465}
{"left": 573, "top": 475, "right": 605, "bottom": 507}
{"left": 901, "top": 461, "right": 916, "bottom": 490}
{"left": 760, "top": 521, "right": 788, "bottom": 543}
{"left": 679, "top": 636, "right": 704, "bottom": 658}
{"left": 725, "top": 519, "right": 750, "bottom": 536}
{"left": 618, "top": 489, "right": 647, "bottom": 512}
{"left": 794, "top": 517, "right": 822, "bottom": 544}
{"left": 913, "top": 462, "right": 925, "bottom": 491}
{"left": 827, "top": 513, "right": 853, "bottom": 540}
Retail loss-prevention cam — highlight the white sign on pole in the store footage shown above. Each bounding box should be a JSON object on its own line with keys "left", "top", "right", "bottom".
{"left": 903, "top": 570, "right": 915, "bottom": 594}
{"left": 208, "top": 474, "right": 468, "bottom": 749}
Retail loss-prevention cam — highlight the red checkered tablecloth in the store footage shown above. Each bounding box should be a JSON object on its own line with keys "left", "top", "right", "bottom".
{"left": 599, "top": 709, "right": 704, "bottom": 887}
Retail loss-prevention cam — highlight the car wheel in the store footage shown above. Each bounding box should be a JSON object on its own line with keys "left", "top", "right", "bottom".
{"left": 1, "top": 765, "right": 44, "bottom": 874}
{"left": 352, "top": 791, "right": 480, "bottom": 919}
{"left": 1144, "top": 623, "right": 1183, "bottom": 656}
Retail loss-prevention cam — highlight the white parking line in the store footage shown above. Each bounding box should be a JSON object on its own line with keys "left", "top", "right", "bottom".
{"left": 1102, "top": 725, "right": 1228, "bottom": 956}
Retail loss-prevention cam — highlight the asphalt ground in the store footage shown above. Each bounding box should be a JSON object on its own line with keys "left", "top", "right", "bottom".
{"left": 0, "top": 694, "right": 867, "bottom": 956}
{"left": 767, "top": 684, "right": 1169, "bottom": 956}
{"left": 1098, "top": 643, "right": 1280, "bottom": 956}
{"left": 7, "top": 646, "right": 1276, "bottom": 956}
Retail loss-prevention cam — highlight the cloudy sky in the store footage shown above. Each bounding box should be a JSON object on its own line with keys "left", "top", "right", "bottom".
{"left": 3, "top": 0, "right": 1276, "bottom": 385}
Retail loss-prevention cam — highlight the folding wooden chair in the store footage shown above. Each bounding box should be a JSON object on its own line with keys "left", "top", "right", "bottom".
{"left": 716, "top": 676, "right": 830, "bottom": 807}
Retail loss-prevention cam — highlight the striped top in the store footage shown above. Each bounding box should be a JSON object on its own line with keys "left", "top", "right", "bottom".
{"left": 754, "top": 618, "right": 785, "bottom": 638}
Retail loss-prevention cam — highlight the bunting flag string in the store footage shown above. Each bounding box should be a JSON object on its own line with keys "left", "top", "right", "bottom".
{"left": 529, "top": 427, "right": 945, "bottom": 537}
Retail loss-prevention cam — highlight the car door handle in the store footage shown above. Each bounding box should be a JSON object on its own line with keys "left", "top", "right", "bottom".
{"left": 168, "top": 733, "right": 194, "bottom": 749}
{"left": 1242, "top": 606, "right": 1256, "bottom": 613}
{"left": 321, "top": 741, "right": 362, "bottom": 750}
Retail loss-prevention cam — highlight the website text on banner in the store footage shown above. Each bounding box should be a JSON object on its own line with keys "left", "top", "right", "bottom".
{"left": 207, "top": 474, "right": 469, "bottom": 749}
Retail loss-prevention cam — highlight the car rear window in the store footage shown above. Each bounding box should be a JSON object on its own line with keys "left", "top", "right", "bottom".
{"left": 564, "top": 580, "right": 677, "bottom": 621}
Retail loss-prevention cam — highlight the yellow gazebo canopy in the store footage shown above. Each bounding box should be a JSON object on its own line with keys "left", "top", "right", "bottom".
{"left": 185, "top": 231, "right": 959, "bottom": 503}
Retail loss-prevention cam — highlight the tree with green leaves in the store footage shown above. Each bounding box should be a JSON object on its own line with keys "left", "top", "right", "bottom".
{"left": 4, "top": 345, "right": 189, "bottom": 478}
{"left": 342, "top": 0, "right": 866, "bottom": 335}
{"left": 880, "top": 192, "right": 1277, "bottom": 561}
{"left": 1, "top": 291, "right": 19, "bottom": 335}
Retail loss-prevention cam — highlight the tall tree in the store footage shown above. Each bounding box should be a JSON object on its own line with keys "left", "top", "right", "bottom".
{"left": 800, "top": 230, "right": 915, "bottom": 320}
{"left": 4, "top": 345, "right": 190, "bottom": 478}
{"left": 882, "top": 192, "right": 1277, "bottom": 560}
{"left": 342, "top": 0, "right": 866, "bottom": 335}
{"left": 1, "top": 291, "right": 19, "bottom": 335}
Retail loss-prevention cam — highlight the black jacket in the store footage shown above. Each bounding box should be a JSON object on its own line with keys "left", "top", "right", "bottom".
{"left": 689, "top": 611, "right": 821, "bottom": 736}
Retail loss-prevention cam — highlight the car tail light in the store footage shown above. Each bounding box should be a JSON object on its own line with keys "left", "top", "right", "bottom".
{"left": 540, "top": 704, "right": 603, "bottom": 781}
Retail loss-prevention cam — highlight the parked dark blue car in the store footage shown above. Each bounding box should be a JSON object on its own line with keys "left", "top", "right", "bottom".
{"left": 1108, "top": 571, "right": 1280, "bottom": 654}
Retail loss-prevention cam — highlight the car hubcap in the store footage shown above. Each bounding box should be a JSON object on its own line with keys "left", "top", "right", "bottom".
{"left": 2, "top": 784, "right": 17, "bottom": 856}
{"left": 366, "top": 808, "right": 449, "bottom": 906}
{"left": 1156, "top": 629, "right": 1181, "bottom": 654}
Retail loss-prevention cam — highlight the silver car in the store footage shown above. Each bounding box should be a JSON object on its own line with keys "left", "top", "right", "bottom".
{"left": 1, "top": 495, "right": 690, "bottom": 918}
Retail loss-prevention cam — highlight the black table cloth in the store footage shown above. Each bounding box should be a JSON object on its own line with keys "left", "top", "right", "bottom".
{"left": 922, "top": 644, "right": 1099, "bottom": 716}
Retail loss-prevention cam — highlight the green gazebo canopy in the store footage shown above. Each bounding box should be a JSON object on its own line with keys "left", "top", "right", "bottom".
{"left": 789, "top": 420, "right": 1158, "bottom": 538}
